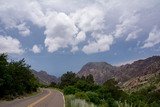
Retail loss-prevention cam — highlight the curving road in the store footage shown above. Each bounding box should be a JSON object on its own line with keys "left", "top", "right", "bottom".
{"left": 0, "top": 89, "right": 65, "bottom": 107}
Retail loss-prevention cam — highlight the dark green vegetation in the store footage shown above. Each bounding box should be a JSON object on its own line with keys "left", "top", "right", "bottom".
{"left": 54, "top": 71, "right": 160, "bottom": 107}
{"left": 0, "top": 54, "right": 39, "bottom": 100}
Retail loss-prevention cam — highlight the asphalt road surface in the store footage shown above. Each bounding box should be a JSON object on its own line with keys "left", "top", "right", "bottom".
{"left": 0, "top": 89, "right": 65, "bottom": 107}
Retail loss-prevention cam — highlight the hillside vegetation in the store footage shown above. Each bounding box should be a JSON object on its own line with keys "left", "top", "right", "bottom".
{"left": 52, "top": 71, "right": 160, "bottom": 107}
{"left": 0, "top": 54, "right": 39, "bottom": 99}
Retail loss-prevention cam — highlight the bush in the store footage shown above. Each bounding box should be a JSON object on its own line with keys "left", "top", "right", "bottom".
{"left": 150, "top": 101, "right": 160, "bottom": 107}
{"left": 86, "top": 91, "right": 101, "bottom": 104}
{"left": 96, "top": 86, "right": 115, "bottom": 101}
{"left": 64, "top": 86, "right": 80, "bottom": 95}
{"left": 49, "top": 82, "right": 57, "bottom": 87}
{"left": 75, "top": 80, "right": 92, "bottom": 92}
{"left": 106, "top": 98, "right": 117, "bottom": 107}
{"left": 75, "top": 92, "right": 90, "bottom": 102}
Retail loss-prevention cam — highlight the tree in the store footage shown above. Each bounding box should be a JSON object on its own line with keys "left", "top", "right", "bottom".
{"left": 0, "top": 54, "right": 8, "bottom": 88}
{"left": 64, "top": 86, "right": 80, "bottom": 95}
{"left": 81, "top": 76, "right": 86, "bottom": 80}
{"left": 75, "top": 80, "right": 91, "bottom": 91}
{"left": 86, "top": 74, "right": 94, "bottom": 84}
{"left": 60, "top": 71, "right": 78, "bottom": 88}
{"left": 50, "top": 82, "right": 57, "bottom": 87}
{"left": 86, "top": 91, "right": 101, "bottom": 104}
{"left": 101, "top": 78, "right": 127, "bottom": 101}
{"left": 0, "top": 54, "right": 38, "bottom": 99}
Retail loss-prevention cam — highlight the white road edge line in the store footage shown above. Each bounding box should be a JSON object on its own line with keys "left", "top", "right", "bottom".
{"left": 58, "top": 91, "right": 65, "bottom": 107}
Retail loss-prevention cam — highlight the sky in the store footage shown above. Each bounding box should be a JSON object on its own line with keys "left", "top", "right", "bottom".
{"left": 0, "top": 0, "right": 160, "bottom": 77}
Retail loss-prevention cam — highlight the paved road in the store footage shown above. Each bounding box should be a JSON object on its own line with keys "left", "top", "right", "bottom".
{"left": 0, "top": 89, "right": 65, "bottom": 107}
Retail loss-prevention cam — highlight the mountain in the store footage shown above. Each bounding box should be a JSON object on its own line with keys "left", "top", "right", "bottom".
{"left": 77, "top": 56, "right": 160, "bottom": 84}
{"left": 115, "top": 56, "right": 160, "bottom": 83}
{"left": 32, "top": 70, "right": 58, "bottom": 85}
{"left": 77, "top": 62, "right": 116, "bottom": 84}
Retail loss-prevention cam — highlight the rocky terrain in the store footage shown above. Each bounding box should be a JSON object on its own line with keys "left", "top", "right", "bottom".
{"left": 77, "top": 56, "right": 160, "bottom": 85}
{"left": 115, "top": 56, "right": 160, "bottom": 82}
{"left": 32, "top": 70, "right": 58, "bottom": 85}
{"left": 77, "top": 62, "right": 116, "bottom": 84}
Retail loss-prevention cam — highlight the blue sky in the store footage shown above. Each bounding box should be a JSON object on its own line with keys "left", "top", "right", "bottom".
{"left": 0, "top": 0, "right": 160, "bottom": 77}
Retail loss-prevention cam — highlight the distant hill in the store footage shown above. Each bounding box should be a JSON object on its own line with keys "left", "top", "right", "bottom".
{"left": 32, "top": 70, "right": 58, "bottom": 85}
{"left": 77, "top": 62, "right": 116, "bottom": 84}
{"left": 77, "top": 56, "right": 160, "bottom": 85}
{"left": 115, "top": 56, "right": 160, "bottom": 83}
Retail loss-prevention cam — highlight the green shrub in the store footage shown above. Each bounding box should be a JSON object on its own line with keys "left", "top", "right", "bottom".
{"left": 75, "top": 92, "right": 90, "bottom": 102}
{"left": 150, "top": 101, "right": 160, "bottom": 107}
{"left": 64, "top": 86, "right": 80, "bottom": 95}
{"left": 75, "top": 80, "right": 92, "bottom": 92}
{"left": 106, "top": 98, "right": 117, "bottom": 107}
{"left": 60, "top": 71, "right": 78, "bottom": 88}
{"left": 86, "top": 91, "right": 101, "bottom": 104}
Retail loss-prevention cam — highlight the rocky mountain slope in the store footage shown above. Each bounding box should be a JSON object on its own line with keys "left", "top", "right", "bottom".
{"left": 77, "top": 56, "right": 160, "bottom": 84}
{"left": 77, "top": 62, "right": 116, "bottom": 84}
{"left": 115, "top": 56, "right": 160, "bottom": 83}
{"left": 32, "top": 70, "right": 58, "bottom": 85}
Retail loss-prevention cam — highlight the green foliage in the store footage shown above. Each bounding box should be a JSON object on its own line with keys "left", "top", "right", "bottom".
{"left": 60, "top": 71, "right": 160, "bottom": 106}
{"left": 126, "top": 84, "right": 160, "bottom": 107}
{"left": 103, "top": 78, "right": 118, "bottom": 87}
{"left": 75, "top": 80, "right": 91, "bottom": 91}
{"left": 86, "top": 74, "right": 94, "bottom": 84}
{"left": 0, "top": 54, "right": 38, "bottom": 99}
{"left": 155, "top": 73, "right": 160, "bottom": 83}
{"left": 106, "top": 97, "right": 118, "bottom": 107}
{"left": 99, "top": 78, "right": 128, "bottom": 101}
{"left": 60, "top": 71, "right": 78, "bottom": 88}
{"left": 75, "top": 92, "right": 90, "bottom": 102}
{"left": 150, "top": 101, "right": 160, "bottom": 107}
{"left": 49, "top": 82, "right": 57, "bottom": 87}
{"left": 96, "top": 86, "right": 111, "bottom": 100}
{"left": 64, "top": 86, "right": 80, "bottom": 95}
{"left": 86, "top": 91, "right": 101, "bottom": 104}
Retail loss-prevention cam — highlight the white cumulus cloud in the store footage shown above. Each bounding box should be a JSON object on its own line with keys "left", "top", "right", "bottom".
{"left": 71, "top": 46, "right": 79, "bottom": 53}
{"left": 17, "top": 23, "right": 30, "bottom": 37}
{"left": 114, "top": 11, "right": 139, "bottom": 38}
{"left": 82, "top": 35, "right": 113, "bottom": 54}
{"left": 70, "top": 5, "right": 105, "bottom": 32}
{"left": 44, "top": 12, "right": 78, "bottom": 53}
{"left": 32, "top": 45, "right": 42, "bottom": 53}
{"left": 142, "top": 26, "right": 160, "bottom": 48}
{"left": 126, "top": 29, "right": 142, "bottom": 41}
{"left": 0, "top": 35, "right": 24, "bottom": 54}
{"left": 0, "top": 0, "right": 45, "bottom": 30}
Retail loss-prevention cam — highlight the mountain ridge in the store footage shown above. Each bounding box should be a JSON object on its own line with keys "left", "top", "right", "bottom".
{"left": 77, "top": 56, "right": 160, "bottom": 84}
{"left": 32, "top": 70, "right": 58, "bottom": 85}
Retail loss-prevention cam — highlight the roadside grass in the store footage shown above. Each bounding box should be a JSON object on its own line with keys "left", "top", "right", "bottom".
{"left": 65, "top": 95, "right": 96, "bottom": 107}
{"left": 65, "top": 95, "right": 108, "bottom": 107}
{"left": 65, "top": 95, "right": 146, "bottom": 107}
